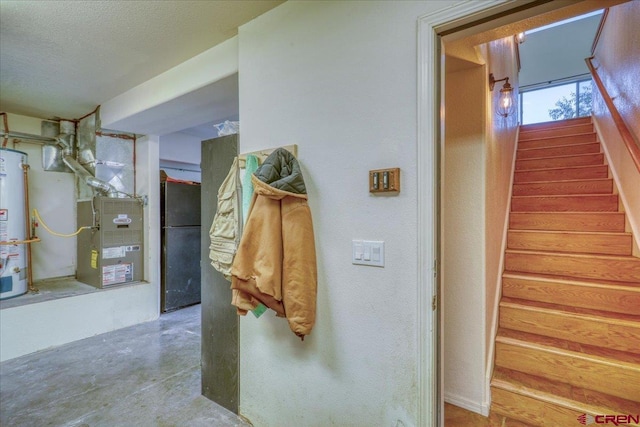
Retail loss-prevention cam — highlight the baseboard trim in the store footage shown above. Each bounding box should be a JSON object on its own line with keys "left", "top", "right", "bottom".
{"left": 444, "top": 392, "right": 490, "bottom": 417}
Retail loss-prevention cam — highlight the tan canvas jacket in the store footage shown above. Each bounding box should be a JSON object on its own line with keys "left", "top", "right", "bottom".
{"left": 231, "top": 149, "right": 317, "bottom": 339}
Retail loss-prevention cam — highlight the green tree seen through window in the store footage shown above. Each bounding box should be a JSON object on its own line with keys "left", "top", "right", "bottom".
{"left": 548, "top": 84, "right": 592, "bottom": 120}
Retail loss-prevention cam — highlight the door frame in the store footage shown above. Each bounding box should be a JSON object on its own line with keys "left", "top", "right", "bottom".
{"left": 417, "top": 0, "right": 603, "bottom": 424}
{"left": 416, "top": 2, "right": 510, "bottom": 424}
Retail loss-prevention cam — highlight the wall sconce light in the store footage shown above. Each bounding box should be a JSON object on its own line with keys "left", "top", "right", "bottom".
{"left": 516, "top": 32, "right": 526, "bottom": 44}
{"left": 489, "top": 73, "right": 515, "bottom": 118}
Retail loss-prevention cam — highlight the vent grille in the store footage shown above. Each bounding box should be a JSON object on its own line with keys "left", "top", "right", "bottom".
{"left": 103, "top": 200, "right": 138, "bottom": 215}
{"left": 104, "top": 230, "right": 143, "bottom": 246}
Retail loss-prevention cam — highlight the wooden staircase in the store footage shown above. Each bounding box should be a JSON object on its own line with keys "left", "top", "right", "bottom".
{"left": 490, "top": 117, "right": 640, "bottom": 426}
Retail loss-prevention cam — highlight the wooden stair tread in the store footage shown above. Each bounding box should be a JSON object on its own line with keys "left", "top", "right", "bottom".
{"left": 515, "top": 153, "right": 604, "bottom": 171}
{"left": 491, "top": 378, "right": 636, "bottom": 426}
{"left": 505, "top": 249, "right": 640, "bottom": 261}
{"left": 517, "top": 133, "right": 598, "bottom": 150}
{"left": 520, "top": 117, "right": 592, "bottom": 132}
{"left": 491, "top": 379, "right": 628, "bottom": 416}
{"left": 504, "top": 250, "right": 640, "bottom": 283}
{"left": 492, "top": 367, "right": 640, "bottom": 414}
{"left": 499, "top": 300, "right": 640, "bottom": 353}
{"left": 500, "top": 296, "right": 640, "bottom": 322}
{"left": 503, "top": 271, "right": 640, "bottom": 289}
{"left": 516, "top": 142, "right": 601, "bottom": 160}
{"left": 494, "top": 335, "right": 640, "bottom": 401}
{"left": 514, "top": 164, "right": 609, "bottom": 183}
{"left": 509, "top": 212, "right": 625, "bottom": 233}
{"left": 513, "top": 177, "right": 612, "bottom": 185}
{"left": 507, "top": 229, "right": 632, "bottom": 256}
{"left": 501, "top": 273, "right": 640, "bottom": 316}
{"left": 498, "top": 327, "right": 640, "bottom": 366}
{"left": 511, "top": 194, "right": 619, "bottom": 213}
{"left": 508, "top": 229, "right": 631, "bottom": 236}
{"left": 519, "top": 123, "right": 594, "bottom": 141}
{"left": 513, "top": 178, "right": 613, "bottom": 196}
{"left": 513, "top": 163, "right": 608, "bottom": 175}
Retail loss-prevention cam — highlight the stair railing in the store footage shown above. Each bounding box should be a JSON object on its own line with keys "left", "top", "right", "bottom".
{"left": 585, "top": 56, "right": 640, "bottom": 173}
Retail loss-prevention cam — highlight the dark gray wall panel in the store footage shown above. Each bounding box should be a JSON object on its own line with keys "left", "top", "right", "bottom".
{"left": 200, "top": 135, "right": 239, "bottom": 413}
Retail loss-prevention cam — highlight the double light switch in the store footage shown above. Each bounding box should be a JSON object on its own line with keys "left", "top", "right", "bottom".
{"left": 352, "top": 240, "right": 385, "bottom": 267}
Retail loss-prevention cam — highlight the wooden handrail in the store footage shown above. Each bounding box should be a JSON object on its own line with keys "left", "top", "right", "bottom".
{"left": 585, "top": 56, "right": 640, "bottom": 174}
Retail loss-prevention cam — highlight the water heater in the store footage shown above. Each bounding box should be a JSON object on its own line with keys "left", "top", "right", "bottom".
{"left": 0, "top": 148, "right": 29, "bottom": 300}
{"left": 76, "top": 196, "right": 144, "bottom": 288}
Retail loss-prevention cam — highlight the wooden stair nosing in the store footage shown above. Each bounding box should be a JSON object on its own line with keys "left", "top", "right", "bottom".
{"left": 502, "top": 273, "right": 640, "bottom": 316}
{"left": 516, "top": 142, "right": 601, "bottom": 160}
{"left": 504, "top": 250, "right": 640, "bottom": 283}
{"left": 499, "top": 301, "right": 640, "bottom": 354}
{"left": 494, "top": 336, "right": 640, "bottom": 401}
{"left": 507, "top": 229, "right": 633, "bottom": 256}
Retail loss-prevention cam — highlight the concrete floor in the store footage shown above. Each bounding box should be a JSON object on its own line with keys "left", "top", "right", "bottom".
{"left": 0, "top": 304, "right": 250, "bottom": 427}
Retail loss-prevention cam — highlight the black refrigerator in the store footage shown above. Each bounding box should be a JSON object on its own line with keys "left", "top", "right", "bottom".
{"left": 161, "top": 178, "right": 202, "bottom": 312}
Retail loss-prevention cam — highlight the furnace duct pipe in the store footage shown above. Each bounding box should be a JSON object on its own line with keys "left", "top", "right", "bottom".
{"left": 1, "top": 131, "right": 119, "bottom": 197}
{"left": 62, "top": 155, "right": 118, "bottom": 198}
{"left": 54, "top": 133, "right": 118, "bottom": 198}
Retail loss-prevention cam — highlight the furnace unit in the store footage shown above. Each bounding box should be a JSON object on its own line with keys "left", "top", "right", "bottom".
{"left": 77, "top": 196, "right": 144, "bottom": 288}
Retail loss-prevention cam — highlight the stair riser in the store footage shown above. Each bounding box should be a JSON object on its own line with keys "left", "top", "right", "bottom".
{"left": 519, "top": 123, "right": 594, "bottom": 141}
{"left": 505, "top": 252, "right": 640, "bottom": 283}
{"left": 507, "top": 231, "right": 632, "bottom": 256}
{"left": 513, "top": 179, "right": 613, "bottom": 196}
{"left": 509, "top": 213, "right": 626, "bottom": 232}
{"left": 511, "top": 195, "right": 619, "bottom": 212}
{"left": 518, "top": 133, "right": 598, "bottom": 150}
{"left": 521, "top": 117, "right": 592, "bottom": 133}
{"left": 514, "top": 165, "right": 608, "bottom": 183}
{"left": 516, "top": 153, "right": 604, "bottom": 171}
{"left": 502, "top": 276, "right": 640, "bottom": 316}
{"left": 494, "top": 342, "right": 640, "bottom": 401}
{"left": 499, "top": 305, "right": 640, "bottom": 354}
{"left": 517, "top": 142, "right": 601, "bottom": 160}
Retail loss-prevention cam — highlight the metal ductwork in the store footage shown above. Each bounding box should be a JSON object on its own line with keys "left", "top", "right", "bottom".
{"left": 55, "top": 134, "right": 119, "bottom": 198}
{"left": 61, "top": 155, "right": 119, "bottom": 198}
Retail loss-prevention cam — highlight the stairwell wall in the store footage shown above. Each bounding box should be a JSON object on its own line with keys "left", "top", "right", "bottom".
{"left": 443, "top": 59, "right": 487, "bottom": 414}
{"left": 442, "top": 35, "right": 518, "bottom": 415}
{"left": 484, "top": 35, "right": 519, "bottom": 391}
{"left": 592, "top": 1, "right": 640, "bottom": 251}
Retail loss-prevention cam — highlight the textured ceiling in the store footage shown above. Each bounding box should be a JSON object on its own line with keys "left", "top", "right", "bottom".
{"left": 0, "top": 0, "right": 283, "bottom": 120}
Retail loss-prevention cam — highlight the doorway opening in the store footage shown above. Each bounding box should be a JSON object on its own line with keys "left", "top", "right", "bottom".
{"left": 418, "top": 0, "right": 627, "bottom": 425}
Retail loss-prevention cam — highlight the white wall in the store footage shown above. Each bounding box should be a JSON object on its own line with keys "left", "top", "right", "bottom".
{"left": 593, "top": 1, "right": 640, "bottom": 250}
{"left": 442, "top": 61, "right": 487, "bottom": 414}
{"left": 441, "top": 35, "right": 518, "bottom": 416}
{"left": 160, "top": 131, "right": 202, "bottom": 165}
{"left": 237, "top": 1, "right": 454, "bottom": 425}
{"left": 2, "top": 113, "right": 76, "bottom": 279}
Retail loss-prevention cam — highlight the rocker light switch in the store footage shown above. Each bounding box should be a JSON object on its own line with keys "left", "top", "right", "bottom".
{"left": 352, "top": 240, "right": 384, "bottom": 267}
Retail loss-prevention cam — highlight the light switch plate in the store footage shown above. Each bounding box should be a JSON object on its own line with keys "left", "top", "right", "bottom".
{"left": 352, "top": 240, "right": 384, "bottom": 267}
